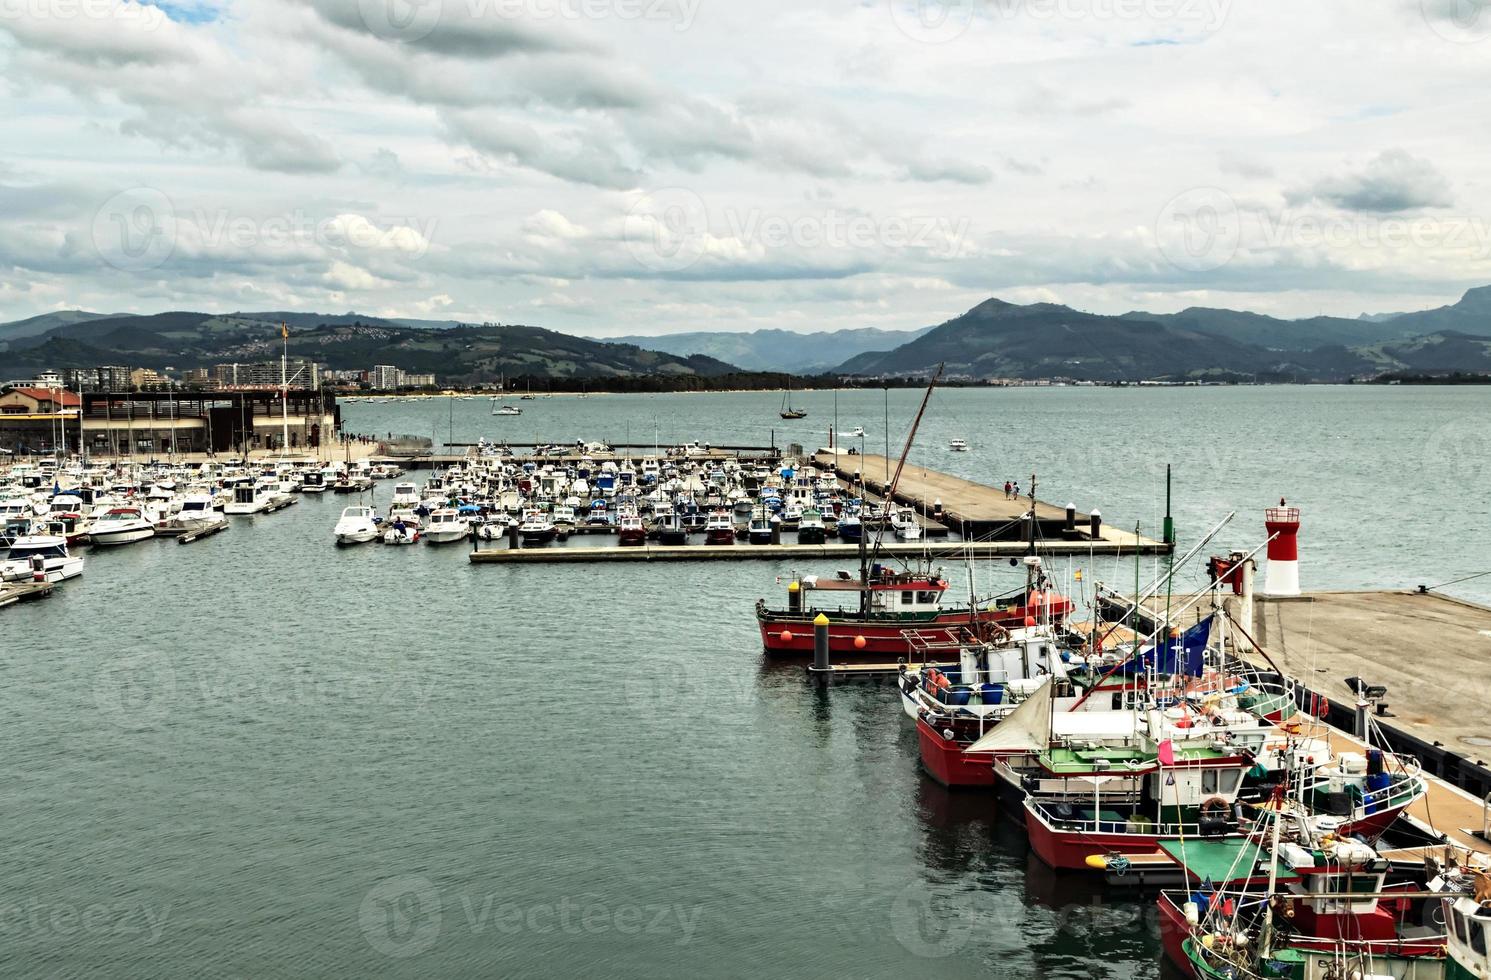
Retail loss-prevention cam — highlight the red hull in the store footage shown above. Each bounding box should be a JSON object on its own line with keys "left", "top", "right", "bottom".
{"left": 758, "top": 601, "right": 1071, "bottom": 656}
{"left": 916, "top": 716, "right": 995, "bottom": 788}
{"left": 1157, "top": 896, "right": 1194, "bottom": 976}
{"left": 1024, "top": 804, "right": 1179, "bottom": 871}
{"left": 1028, "top": 799, "right": 1413, "bottom": 873}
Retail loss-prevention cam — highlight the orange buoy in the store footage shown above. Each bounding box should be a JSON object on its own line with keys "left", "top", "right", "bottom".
{"left": 1024, "top": 616, "right": 1036, "bottom": 627}
{"left": 780, "top": 631, "right": 794, "bottom": 643}
{"left": 853, "top": 635, "right": 867, "bottom": 649}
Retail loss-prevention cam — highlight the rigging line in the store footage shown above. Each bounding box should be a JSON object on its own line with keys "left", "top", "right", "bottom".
{"left": 1423, "top": 567, "right": 1491, "bottom": 591}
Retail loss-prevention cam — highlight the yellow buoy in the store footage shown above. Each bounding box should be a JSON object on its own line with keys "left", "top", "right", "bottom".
{"left": 813, "top": 613, "right": 830, "bottom": 626}
{"left": 788, "top": 580, "right": 800, "bottom": 592}
{"left": 1084, "top": 854, "right": 1109, "bottom": 871}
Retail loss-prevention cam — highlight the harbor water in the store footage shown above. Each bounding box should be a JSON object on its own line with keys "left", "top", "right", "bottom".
{"left": 4, "top": 385, "right": 1487, "bottom": 977}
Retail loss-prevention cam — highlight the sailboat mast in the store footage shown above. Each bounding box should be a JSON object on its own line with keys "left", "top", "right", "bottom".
{"left": 864, "top": 363, "right": 943, "bottom": 586}
{"left": 280, "top": 322, "right": 290, "bottom": 455}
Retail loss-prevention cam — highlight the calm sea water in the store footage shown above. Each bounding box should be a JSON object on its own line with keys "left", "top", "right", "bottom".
{"left": 4, "top": 386, "right": 1486, "bottom": 978}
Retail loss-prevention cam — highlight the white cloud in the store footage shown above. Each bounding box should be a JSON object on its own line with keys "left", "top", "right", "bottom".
{"left": 1, "top": 0, "right": 1490, "bottom": 334}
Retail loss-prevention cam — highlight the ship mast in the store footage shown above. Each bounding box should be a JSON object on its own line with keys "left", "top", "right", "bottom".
{"left": 862, "top": 364, "right": 943, "bottom": 615}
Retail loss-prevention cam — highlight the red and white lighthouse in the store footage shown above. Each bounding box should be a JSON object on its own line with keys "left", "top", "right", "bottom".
{"left": 1263, "top": 499, "right": 1301, "bottom": 597}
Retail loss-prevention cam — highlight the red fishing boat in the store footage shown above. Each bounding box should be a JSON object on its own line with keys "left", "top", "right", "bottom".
{"left": 755, "top": 567, "right": 1072, "bottom": 657}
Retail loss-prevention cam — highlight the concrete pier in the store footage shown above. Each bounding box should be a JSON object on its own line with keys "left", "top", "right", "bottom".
{"left": 818, "top": 452, "right": 1163, "bottom": 550}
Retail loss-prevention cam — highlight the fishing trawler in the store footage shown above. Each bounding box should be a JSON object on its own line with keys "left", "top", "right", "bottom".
{"left": 756, "top": 562, "right": 1073, "bottom": 657}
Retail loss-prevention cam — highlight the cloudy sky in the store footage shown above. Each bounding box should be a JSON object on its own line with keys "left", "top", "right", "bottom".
{"left": 3, "top": 0, "right": 1491, "bottom": 336}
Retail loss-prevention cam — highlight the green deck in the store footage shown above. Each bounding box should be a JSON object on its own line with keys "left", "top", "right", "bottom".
{"left": 1159, "top": 837, "right": 1301, "bottom": 887}
{"left": 1040, "top": 740, "right": 1231, "bottom": 774}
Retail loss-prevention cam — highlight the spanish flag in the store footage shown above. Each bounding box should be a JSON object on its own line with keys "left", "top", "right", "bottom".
{"left": 281, "top": 322, "right": 288, "bottom": 339}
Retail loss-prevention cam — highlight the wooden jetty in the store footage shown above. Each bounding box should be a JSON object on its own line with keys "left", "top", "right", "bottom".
{"left": 818, "top": 452, "right": 1164, "bottom": 550}
{"left": 178, "top": 523, "right": 229, "bottom": 545}
{"left": 0, "top": 579, "right": 55, "bottom": 609}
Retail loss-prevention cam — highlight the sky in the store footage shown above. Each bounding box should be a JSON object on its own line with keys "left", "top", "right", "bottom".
{"left": 2, "top": 0, "right": 1491, "bottom": 336}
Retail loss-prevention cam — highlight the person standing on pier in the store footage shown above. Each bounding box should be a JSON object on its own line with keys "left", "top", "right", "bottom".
{"left": 1004, "top": 480, "right": 1013, "bottom": 500}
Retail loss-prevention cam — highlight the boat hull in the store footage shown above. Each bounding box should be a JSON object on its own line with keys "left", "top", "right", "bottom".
{"left": 915, "top": 716, "right": 995, "bottom": 788}
{"left": 758, "top": 601, "right": 1070, "bottom": 656}
{"left": 89, "top": 526, "right": 155, "bottom": 546}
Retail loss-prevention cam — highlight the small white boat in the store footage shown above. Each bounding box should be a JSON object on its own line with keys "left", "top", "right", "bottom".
{"left": 424, "top": 509, "right": 470, "bottom": 544}
{"left": 161, "top": 494, "right": 226, "bottom": 534}
{"left": 1, "top": 533, "right": 84, "bottom": 582}
{"left": 382, "top": 519, "right": 420, "bottom": 545}
{"left": 224, "top": 480, "right": 274, "bottom": 515}
{"left": 334, "top": 506, "right": 380, "bottom": 545}
{"left": 88, "top": 507, "right": 156, "bottom": 546}
{"left": 492, "top": 403, "right": 523, "bottom": 417}
{"left": 949, "top": 438, "right": 969, "bottom": 452}
{"left": 890, "top": 507, "right": 922, "bottom": 540}
{"left": 390, "top": 482, "right": 421, "bottom": 508}
{"left": 518, "top": 512, "right": 556, "bottom": 544}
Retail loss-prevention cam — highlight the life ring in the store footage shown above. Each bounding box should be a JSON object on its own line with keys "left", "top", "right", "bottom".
{"left": 1199, "top": 796, "right": 1230, "bottom": 817}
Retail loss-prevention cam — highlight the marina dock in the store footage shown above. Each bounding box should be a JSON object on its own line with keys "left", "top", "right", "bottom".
{"left": 818, "top": 452, "right": 1166, "bottom": 550}
{"left": 0, "top": 579, "right": 54, "bottom": 609}
{"left": 469, "top": 538, "right": 1114, "bottom": 564}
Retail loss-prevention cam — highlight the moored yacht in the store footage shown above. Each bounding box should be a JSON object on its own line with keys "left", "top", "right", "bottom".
{"left": 423, "top": 508, "right": 470, "bottom": 544}
{"left": 334, "top": 506, "right": 380, "bottom": 545}
{"left": 87, "top": 507, "right": 156, "bottom": 546}
{"left": 0, "top": 532, "right": 85, "bottom": 582}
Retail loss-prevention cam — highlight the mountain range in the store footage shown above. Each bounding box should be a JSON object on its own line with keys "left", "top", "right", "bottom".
{"left": 603, "top": 326, "right": 933, "bottom": 373}
{"left": 836, "top": 288, "right": 1491, "bottom": 381}
{"left": 5, "top": 288, "right": 1491, "bottom": 383}
{"left": 0, "top": 311, "right": 744, "bottom": 385}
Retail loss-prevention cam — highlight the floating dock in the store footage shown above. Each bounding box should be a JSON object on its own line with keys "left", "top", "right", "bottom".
{"left": 0, "top": 579, "right": 55, "bottom": 609}
{"left": 465, "top": 453, "right": 1169, "bottom": 563}
{"left": 469, "top": 539, "right": 1122, "bottom": 564}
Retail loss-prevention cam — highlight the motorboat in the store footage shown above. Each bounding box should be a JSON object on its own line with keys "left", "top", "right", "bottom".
{"left": 224, "top": 480, "right": 273, "bottom": 515}
{"left": 382, "top": 518, "right": 420, "bottom": 545}
{"left": 656, "top": 512, "right": 689, "bottom": 546}
{"left": 492, "top": 403, "right": 523, "bottom": 417}
{"left": 518, "top": 511, "right": 557, "bottom": 544}
{"left": 949, "top": 438, "right": 969, "bottom": 452}
{"left": 160, "top": 494, "right": 226, "bottom": 534}
{"left": 301, "top": 471, "right": 328, "bottom": 493}
{"left": 1, "top": 533, "right": 84, "bottom": 582}
{"left": 87, "top": 507, "right": 156, "bottom": 546}
{"left": 891, "top": 507, "right": 922, "bottom": 540}
{"left": 616, "top": 512, "right": 647, "bottom": 546}
{"left": 334, "top": 506, "right": 380, "bottom": 545}
{"left": 746, "top": 510, "right": 774, "bottom": 545}
{"left": 424, "top": 508, "right": 471, "bottom": 544}
{"left": 390, "top": 482, "right": 421, "bottom": 508}
{"left": 704, "top": 510, "right": 735, "bottom": 545}
{"left": 796, "top": 507, "right": 826, "bottom": 545}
